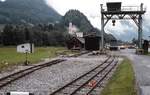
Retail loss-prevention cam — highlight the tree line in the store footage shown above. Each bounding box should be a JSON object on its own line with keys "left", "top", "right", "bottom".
{"left": 0, "top": 9, "right": 118, "bottom": 47}
{"left": 0, "top": 23, "right": 69, "bottom": 46}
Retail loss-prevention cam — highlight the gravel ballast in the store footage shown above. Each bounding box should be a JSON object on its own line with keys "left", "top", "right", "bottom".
{"left": 0, "top": 54, "right": 108, "bottom": 95}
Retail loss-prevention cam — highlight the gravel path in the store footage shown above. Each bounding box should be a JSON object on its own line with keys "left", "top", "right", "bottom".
{"left": 0, "top": 54, "right": 107, "bottom": 95}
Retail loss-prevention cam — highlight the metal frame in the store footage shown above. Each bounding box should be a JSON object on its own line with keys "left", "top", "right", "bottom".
{"left": 100, "top": 3, "right": 146, "bottom": 49}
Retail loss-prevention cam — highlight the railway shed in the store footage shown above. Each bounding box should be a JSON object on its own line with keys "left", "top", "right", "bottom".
{"left": 84, "top": 33, "right": 101, "bottom": 51}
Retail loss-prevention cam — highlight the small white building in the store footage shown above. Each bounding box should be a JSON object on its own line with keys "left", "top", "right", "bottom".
{"left": 17, "top": 43, "right": 34, "bottom": 53}
{"left": 68, "top": 22, "right": 79, "bottom": 35}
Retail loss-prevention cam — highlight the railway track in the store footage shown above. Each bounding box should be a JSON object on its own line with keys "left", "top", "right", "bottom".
{"left": 50, "top": 55, "right": 118, "bottom": 95}
{"left": 0, "top": 59, "right": 66, "bottom": 89}
{"left": 0, "top": 51, "right": 89, "bottom": 89}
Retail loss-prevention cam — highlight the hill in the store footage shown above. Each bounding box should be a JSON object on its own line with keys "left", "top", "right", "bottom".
{"left": 62, "top": 10, "right": 93, "bottom": 33}
{"left": 0, "top": 0, "right": 61, "bottom": 24}
{"left": 62, "top": 10, "right": 117, "bottom": 41}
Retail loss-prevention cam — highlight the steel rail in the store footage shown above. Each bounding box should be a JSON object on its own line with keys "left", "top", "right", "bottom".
{"left": 0, "top": 50, "right": 90, "bottom": 89}
{"left": 0, "top": 59, "right": 66, "bottom": 89}
{"left": 70, "top": 57, "right": 115, "bottom": 95}
{"left": 86, "top": 60, "right": 118, "bottom": 95}
{"left": 50, "top": 55, "right": 114, "bottom": 95}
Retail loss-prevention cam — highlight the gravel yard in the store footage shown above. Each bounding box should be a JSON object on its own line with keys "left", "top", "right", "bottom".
{"left": 0, "top": 54, "right": 108, "bottom": 95}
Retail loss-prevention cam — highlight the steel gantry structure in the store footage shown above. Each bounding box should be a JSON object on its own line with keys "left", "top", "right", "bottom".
{"left": 100, "top": 2, "right": 146, "bottom": 49}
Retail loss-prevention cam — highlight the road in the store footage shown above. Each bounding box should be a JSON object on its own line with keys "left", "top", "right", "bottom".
{"left": 116, "top": 49, "right": 150, "bottom": 95}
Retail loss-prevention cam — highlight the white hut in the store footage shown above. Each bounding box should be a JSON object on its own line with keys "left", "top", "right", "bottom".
{"left": 17, "top": 43, "right": 34, "bottom": 53}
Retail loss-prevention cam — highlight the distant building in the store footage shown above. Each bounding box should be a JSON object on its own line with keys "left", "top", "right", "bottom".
{"left": 68, "top": 22, "right": 79, "bottom": 35}
{"left": 67, "top": 22, "right": 85, "bottom": 50}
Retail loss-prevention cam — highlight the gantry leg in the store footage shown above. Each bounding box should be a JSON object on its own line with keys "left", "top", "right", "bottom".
{"left": 138, "top": 15, "right": 142, "bottom": 49}
{"left": 101, "top": 14, "right": 104, "bottom": 49}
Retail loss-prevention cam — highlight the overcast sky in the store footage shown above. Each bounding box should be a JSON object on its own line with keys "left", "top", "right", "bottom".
{"left": 45, "top": 0, "right": 150, "bottom": 41}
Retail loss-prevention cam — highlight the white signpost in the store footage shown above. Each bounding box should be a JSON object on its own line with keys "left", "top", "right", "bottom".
{"left": 7, "top": 92, "right": 33, "bottom": 95}
{"left": 17, "top": 43, "right": 34, "bottom": 53}
{"left": 17, "top": 43, "right": 34, "bottom": 65}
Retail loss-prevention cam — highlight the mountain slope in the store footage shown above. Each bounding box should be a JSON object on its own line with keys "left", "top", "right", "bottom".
{"left": 0, "top": 0, "right": 61, "bottom": 24}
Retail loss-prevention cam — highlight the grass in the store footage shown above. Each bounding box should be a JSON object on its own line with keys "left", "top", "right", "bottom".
{"left": 0, "top": 47, "right": 75, "bottom": 70}
{"left": 101, "top": 58, "right": 137, "bottom": 95}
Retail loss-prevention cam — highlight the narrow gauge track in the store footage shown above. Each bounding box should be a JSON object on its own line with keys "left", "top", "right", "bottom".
{"left": 0, "top": 59, "right": 66, "bottom": 89}
{"left": 0, "top": 51, "right": 89, "bottom": 89}
{"left": 50, "top": 55, "right": 118, "bottom": 95}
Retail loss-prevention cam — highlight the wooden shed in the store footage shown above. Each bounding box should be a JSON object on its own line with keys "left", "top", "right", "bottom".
{"left": 66, "top": 37, "right": 85, "bottom": 50}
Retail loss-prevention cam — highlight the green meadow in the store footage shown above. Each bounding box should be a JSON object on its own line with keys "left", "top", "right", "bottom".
{"left": 101, "top": 58, "right": 137, "bottom": 95}
{"left": 0, "top": 47, "right": 73, "bottom": 69}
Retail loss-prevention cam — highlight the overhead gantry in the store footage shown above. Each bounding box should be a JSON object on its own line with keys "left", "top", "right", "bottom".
{"left": 100, "top": 2, "right": 146, "bottom": 49}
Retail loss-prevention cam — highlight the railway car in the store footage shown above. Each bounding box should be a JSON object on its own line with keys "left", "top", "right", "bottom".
{"left": 84, "top": 33, "right": 100, "bottom": 51}
{"left": 109, "top": 39, "right": 119, "bottom": 51}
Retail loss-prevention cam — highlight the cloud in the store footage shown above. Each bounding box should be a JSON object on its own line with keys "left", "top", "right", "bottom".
{"left": 0, "top": 0, "right": 6, "bottom": 2}
{"left": 105, "top": 15, "right": 150, "bottom": 41}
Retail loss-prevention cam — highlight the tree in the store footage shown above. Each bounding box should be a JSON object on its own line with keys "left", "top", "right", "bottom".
{"left": 0, "top": 20, "right": 99, "bottom": 46}
{"left": 25, "top": 27, "right": 30, "bottom": 42}
{"left": 132, "top": 38, "right": 138, "bottom": 45}
{"left": 0, "top": 32, "right": 2, "bottom": 45}
{"left": 13, "top": 25, "right": 26, "bottom": 45}
{"left": 2, "top": 24, "right": 14, "bottom": 45}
